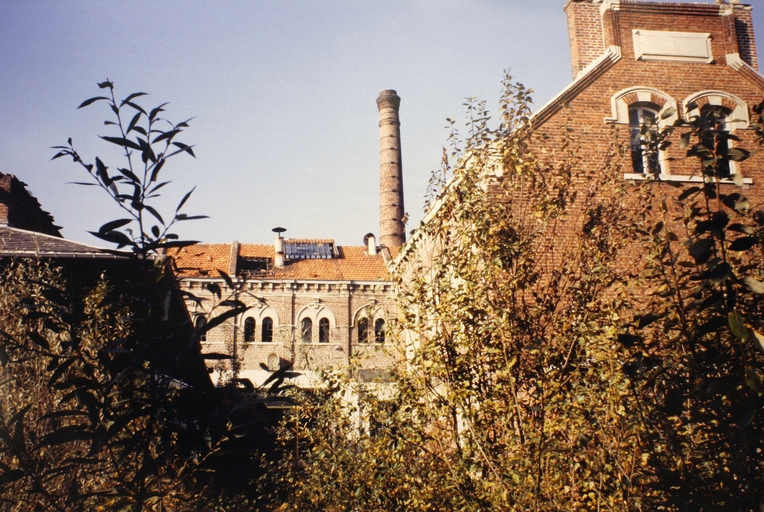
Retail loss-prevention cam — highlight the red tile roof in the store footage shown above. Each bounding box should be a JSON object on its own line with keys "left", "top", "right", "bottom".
{"left": 172, "top": 242, "right": 392, "bottom": 281}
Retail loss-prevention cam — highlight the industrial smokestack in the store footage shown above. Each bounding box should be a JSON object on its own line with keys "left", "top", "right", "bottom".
{"left": 376, "top": 89, "right": 405, "bottom": 249}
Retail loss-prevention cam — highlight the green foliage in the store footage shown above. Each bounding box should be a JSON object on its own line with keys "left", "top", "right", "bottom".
{"left": 269, "top": 80, "right": 764, "bottom": 511}
{"left": 620, "top": 101, "right": 764, "bottom": 509}
{"left": 0, "top": 82, "right": 286, "bottom": 511}
{"left": 51, "top": 80, "right": 206, "bottom": 258}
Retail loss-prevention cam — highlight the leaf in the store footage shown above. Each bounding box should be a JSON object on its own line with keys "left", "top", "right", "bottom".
{"left": 144, "top": 205, "right": 164, "bottom": 226}
{"left": 729, "top": 237, "right": 757, "bottom": 251}
{"left": 679, "top": 132, "right": 691, "bottom": 149}
{"left": 689, "top": 238, "right": 714, "bottom": 262}
{"left": 729, "top": 310, "right": 748, "bottom": 341}
{"left": 172, "top": 142, "right": 196, "bottom": 157}
{"left": 40, "top": 425, "right": 92, "bottom": 447}
{"left": 708, "top": 262, "right": 731, "bottom": 285}
{"left": 149, "top": 159, "right": 166, "bottom": 183}
{"left": 744, "top": 277, "right": 764, "bottom": 294}
{"left": 217, "top": 270, "right": 235, "bottom": 289}
{"left": 98, "top": 219, "right": 132, "bottom": 234}
{"left": 677, "top": 186, "right": 700, "bottom": 201}
{"left": 176, "top": 187, "right": 196, "bottom": 212}
{"left": 152, "top": 129, "right": 180, "bottom": 144}
{"left": 748, "top": 329, "right": 764, "bottom": 354}
{"left": 27, "top": 331, "right": 50, "bottom": 350}
{"left": 722, "top": 193, "right": 749, "bottom": 212}
{"left": 126, "top": 111, "right": 142, "bottom": 134}
{"left": 99, "top": 136, "right": 142, "bottom": 151}
{"left": 97, "top": 80, "right": 113, "bottom": 89}
{"left": 206, "top": 283, "right": 221, "bottom": 300}
{"left": 203, "top": 306, "right": 251, "bottom": 334}
{"left": 123, "top": 100, "right": 146, "bottom": 115}
{"left": 78, "top": 96, "right": 109, "bottom": 109}
{"left": 120, "top": 92, "right": 148, "bottom": 106}
{"left": 149, "top": 102, "right": 169, "bottom": 121}
{"left": 727, "top": 147, "right": 750, "bottom": 162}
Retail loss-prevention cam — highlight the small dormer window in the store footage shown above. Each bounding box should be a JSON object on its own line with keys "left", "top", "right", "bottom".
{"left": 238, "top": 257, "right": 272, "bottom": 278}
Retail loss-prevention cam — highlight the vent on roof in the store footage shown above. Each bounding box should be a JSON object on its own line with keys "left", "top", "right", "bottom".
{"left": 284, "top": 240, "right": 337, "bottom": 260}
{"left": 238, "top": 257, "right": 273, "bottom": 277}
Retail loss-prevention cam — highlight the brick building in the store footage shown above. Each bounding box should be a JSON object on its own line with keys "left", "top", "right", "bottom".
{"left": 535, "top": 0, "right": 762, "bottom": 183}
{"left": 172, "top": 90, "right": 406, "bottom": 387}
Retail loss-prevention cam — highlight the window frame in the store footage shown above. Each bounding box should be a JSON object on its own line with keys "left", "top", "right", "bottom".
{"left": 243, "top": 317, "right": 255, "bottom": 343}
{"left": 301, "top": 317, "right": 313, "bottom": 343}
{"left": 262, "top": 317, "right": 274, "bottom": 343}
{"left": 318, "top": 317, "right": 330, "bottom": 343}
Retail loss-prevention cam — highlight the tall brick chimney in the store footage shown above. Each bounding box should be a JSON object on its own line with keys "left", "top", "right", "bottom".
{"left": 564, "top": 0, "right": 605, "bottom": 80}
{"left": 376, "top": 89, "right": 405, "bottom": 249}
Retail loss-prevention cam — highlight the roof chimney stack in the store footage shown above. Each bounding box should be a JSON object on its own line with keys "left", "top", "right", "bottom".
{"left": 272, "top": 227, "right": 286, "bottom": 267}
{"left": 376, "top": 89, "right": 405, "bottom": 249}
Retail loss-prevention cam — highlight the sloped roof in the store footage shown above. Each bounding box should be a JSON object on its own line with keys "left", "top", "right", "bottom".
{"left": 173, "top": 242, "right": 393, "bottom": 281}
{"left": 0, "top": 226, "right": 126, "bottom": 259}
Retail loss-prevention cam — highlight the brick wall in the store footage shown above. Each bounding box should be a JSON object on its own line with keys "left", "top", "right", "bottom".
{"left": 565, "top": 0, "right": 606, "bottom": 80}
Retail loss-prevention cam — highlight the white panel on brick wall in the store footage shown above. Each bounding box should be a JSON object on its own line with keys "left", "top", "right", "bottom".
{"left": 633, "top": 30, "right": 712, "bottom": 63}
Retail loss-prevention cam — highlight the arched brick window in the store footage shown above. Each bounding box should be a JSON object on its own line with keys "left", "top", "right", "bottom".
{"left": 358, "top": 317, "right": 369, "bottom": 344}
{"left": 301, "top": 318, "right": 313, "bottom": 343}
{"left": 700, "top": 104, "right": 733, "bottom": 177}
{"left": 629, "top": 105, "right": 661, "bottom": 174}
{"left": 374, "top": 318, "right": 385, "bottom": 344}
{"left": 262, "top": 317, "right": 273, "bottom": 343}
{"left": 319, "top": 318, "right": 330, "bottom": 343}
{"left": 195, "top": 316, "right": 207, "bottom": 342}
{"left": 244, "top": 317, "right": 255, "bottom": 342}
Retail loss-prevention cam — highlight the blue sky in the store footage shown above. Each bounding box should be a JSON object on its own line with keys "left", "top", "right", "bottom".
{"left": 1, "top": 1, "right": 762, "bottom": 247}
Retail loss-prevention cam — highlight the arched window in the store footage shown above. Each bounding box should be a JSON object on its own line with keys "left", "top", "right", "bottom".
{"left": 358, "top": 317, "right": 369, "bottom": 344}
{"left": 244, "top": 317, "right": 255, "bottom": 342}
{"left": 374, "top": 319, "right": 385, "bottom": 344}
{"left": 301, "top": 318, "right": 313, "bottom": 343}
{"left": 629, "top": 105, "right": 660, "bottom": 174}
{"left": 319, "top": 318, "right": 330, "bottom": 343}
{"left": 195, "top": 316, "right": 207, "bottom": 342}
{"left": 700, "top": 105, "right": 732, "bottom": 177}
{"left": 262, "top": 317, "right": 273, "bottom": 343}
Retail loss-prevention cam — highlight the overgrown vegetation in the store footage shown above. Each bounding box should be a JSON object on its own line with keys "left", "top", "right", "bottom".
{"left": 0, "top": 82, "right": 283, "bottom": 511}
{"left": 2, "top": 76, "right": 763, "bottom": 510}
{"left": 267, "top": 77, "right": 764, "bottom": 511}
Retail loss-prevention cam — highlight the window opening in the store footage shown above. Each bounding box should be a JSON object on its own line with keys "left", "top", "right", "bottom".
{"left": 244, "top": 317, "right": 255, "bottom": 342}
{"left": 237, "top": 257, "right": 272, "bottom": 278}
{"left": 358, "top": 317, "right": 369, "bottom": 344}
{"left": 629, "top": 105, "right": 660, "bottom": 174}
{"left": 262, "top": 317, "right": 273, "bottom": 342}
{"left": 375, "top": 319, "right": 386, "bottom": 344}
{"left": 319, "top": 318, "right": 330, "bottom": 343}
{"left": 700, "top": 105, "right": 732, "bottom": 177}
{"left": 195, "top": 316, "right": 207, "bottom": 342}
{"left": 301, "top": 318, "right": 313, "bottom": 343}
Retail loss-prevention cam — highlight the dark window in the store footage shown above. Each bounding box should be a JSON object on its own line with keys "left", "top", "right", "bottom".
{"left": 701, "top": 105, "right": 732, "bottom": 177}
{"left": 262, "top": 317, "right": 273, "bottom": 342}
{"left": 358, "top": 317, "right": 369, "bottom": 344}
{"left": 629, "top": 106, "right": 660, "bottom": 174}
{"left": 301, "top": 318, "right": 313, "bottom": 343}
{"left": 237, "top": 257, "right": 272, "bottom": 278}
{"left": 319, "top": 318, "right": 330, "bottom": 343}
{"left": 195, "top": 316, "right": 207, "bottom": 342}
{"left": 244, "top": 317, "right": 255, "bottom": 342}
{"left": 375, "top": 319, "right": 385, "bottom": 344}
